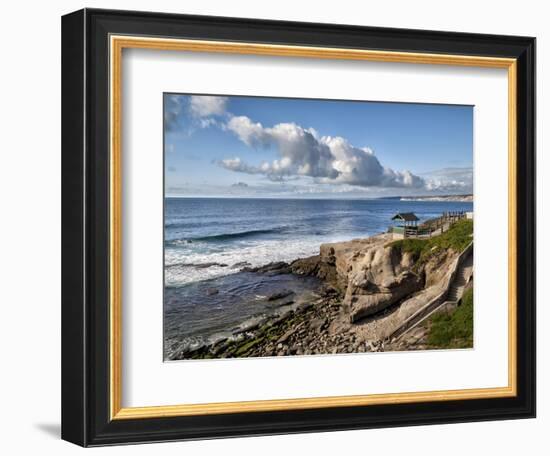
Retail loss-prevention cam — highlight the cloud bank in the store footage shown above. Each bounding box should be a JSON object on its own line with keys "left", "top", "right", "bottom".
{"left": 422, "top": 167, "right": 473, "bottom": 193}
{"left": 220, "top": 116, "right": 425, "bottom": 188}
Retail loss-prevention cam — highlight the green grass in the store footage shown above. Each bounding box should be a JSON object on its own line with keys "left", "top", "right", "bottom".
{"left": 390, "top": 219, "right": 473, "bottom": 267}
{"left": 427, "top": 287, "right": 473, "bottom": 349}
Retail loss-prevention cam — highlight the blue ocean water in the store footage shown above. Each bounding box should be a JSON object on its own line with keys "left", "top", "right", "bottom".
{"left": 163, "top": 197, "right": 473, "bottom": 356}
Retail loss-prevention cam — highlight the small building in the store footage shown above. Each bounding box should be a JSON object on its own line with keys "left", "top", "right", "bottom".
{"left": 392, "top": 212, "right": 419, "bottom": 227}
{"left": 390, "top": 212, "right": 419, "bottom": 239}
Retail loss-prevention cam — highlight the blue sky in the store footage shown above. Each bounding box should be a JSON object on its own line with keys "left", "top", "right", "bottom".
{"left": 164, "top": 94, "right": 473, "bottom": 198}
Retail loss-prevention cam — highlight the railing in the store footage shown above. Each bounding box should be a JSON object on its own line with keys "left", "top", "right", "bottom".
{"left": 441, "top": 211, "right": 467, "bottom": 222}
{"left": 390, "top": 211, "right": 468, "bottom": 239}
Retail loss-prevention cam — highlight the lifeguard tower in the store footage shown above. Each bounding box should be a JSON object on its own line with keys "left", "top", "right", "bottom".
{"left": 390, "top": 212, "right": 419, "bottom": 239}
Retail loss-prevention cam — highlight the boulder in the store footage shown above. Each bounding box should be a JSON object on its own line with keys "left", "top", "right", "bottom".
{"left": 242, "top": 261, "right": 290, "bottom": 275}
{"left": 309, "top": 234, "right": 427, "bottom": 322}
{"left": 267, "top": 289, "right": 294, "bottom": 301}
{"left": 347, "top": 270, "right": 422, "bottom": 322}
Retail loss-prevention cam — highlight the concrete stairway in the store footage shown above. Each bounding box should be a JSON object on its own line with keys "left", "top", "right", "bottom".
{"left": 388, "top": 248, "right": 473, "bottom": 342}
{"left": 445, "top": 251, "right": 473, "bottom": 304}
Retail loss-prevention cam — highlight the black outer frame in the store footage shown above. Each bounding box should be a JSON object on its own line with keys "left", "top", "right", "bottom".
{"left": 61, "top": 8, "right": 536, "bottom": 447}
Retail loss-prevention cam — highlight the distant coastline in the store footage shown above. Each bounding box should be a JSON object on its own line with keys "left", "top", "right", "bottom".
{"left": 380, "top": 194, "right": 473, "bottom": 203}
{"left": 166, "top": 194, "right": 474, "bottom": 202}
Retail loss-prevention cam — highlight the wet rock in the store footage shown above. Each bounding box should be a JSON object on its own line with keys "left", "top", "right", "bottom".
{"left": 296, "top": 301, "right": 314, "bottom": 313}
{"left": 267, "top": 289, "right": 295, "bottom": 301}
{"left": 272, "top": 310, "right": 294, "bottom": 325}
{"left": 242, "top": 261, "right": 290, "bottom": 274}
{"left": 290, "top": 255, "right": 321, "bottom": 275}
{"left": 194, "top": 262, "right": 228, "bottom": 269}
{"left": 270, "top": 299, "right": 295, "bottom": 308}
{"left": 210, "top": 338, "right": 229, "bottom": 356}
{"left": 232, "top": 320, "right": 262, "bottom": 335}
{"left": 206, "top": 287, "right": 219, "bottom": 296}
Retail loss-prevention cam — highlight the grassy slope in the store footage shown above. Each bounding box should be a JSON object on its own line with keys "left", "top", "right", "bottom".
{"left": 427, "top": 287, "right": 474, "bottom": 349}
{"left": 391, "top": 220, "right": 474, "bottom": 349}
{"left": 390, "top": 219, "right": 473, "bottom": 267}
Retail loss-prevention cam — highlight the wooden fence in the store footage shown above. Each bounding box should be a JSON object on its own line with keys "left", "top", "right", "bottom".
{"left": 390, "top": 211, "right": 468, "bottom": 239}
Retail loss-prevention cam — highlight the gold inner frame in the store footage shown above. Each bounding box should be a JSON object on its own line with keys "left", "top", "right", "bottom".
{"left": 109, "top": 35, "right": 518, "bottom": 420}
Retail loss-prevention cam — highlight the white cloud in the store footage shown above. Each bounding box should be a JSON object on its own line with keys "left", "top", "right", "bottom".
{"left": 226, "top": 116, "right": 270, "bottom": 147}
{"left": 198, "top": 118, "right": 219, "bottom": 129}
{"left": 219, "top": 157, "right": 262, "bottom": 175}
{"left": 221, "top": 115, "right": 425, "bottom": 189}
{"left": 188, "top": 96, "right": 228, "bottom": 118}
{"left": 422, "top": 167, "right": 473, "bottom": 193}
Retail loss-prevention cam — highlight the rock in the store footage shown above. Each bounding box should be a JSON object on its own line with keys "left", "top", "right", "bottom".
{"left": 206, "top": 287, "right": 219, "bottom": 296}
{"left": 296, "top": 301, "right": 314, "bottom": 313}
{"left": 348, "top": 270, "right": 422, "bottom": 322}
{"left": 267, "top": 289, "right": 295, "bottom": 301}
{"left": 309, "top": 317, "right": 326, "bottom": 333}
{"left": 243, "top": 261, "right": 290, "bottom": 274}
{"left": 424, "top": 249, "right": 455, "bottom": 287}
{"left": 290, "top": 255, "right": 321, "bottom": 275}
{"left": 232, "top": 261, "right": 251, "bottom": 269}
{"left": 194, "top": 262, "right": 228, "bottom": 269}
{"left": 277, "top": 322, "right": 305, "bottom": 344}
{"left": 270, "top": 299, "right": 294, "bottom": 308}
{"left": 210, "top": 338, "right": 229, "bottom": 356}
{"left": 300, "top": 233, "right": 448, "bottom": 323}
{"left": 320, "top": 284, "right": 339, "bottom": 297}
{"left": 272, "top": 310, "right": 294, "bottom": 325}
{"left": 277, "top": 329, "right": 294, "bottom": 345}
{"left": 232, "top": 320, "right": 261, "bottom": 335}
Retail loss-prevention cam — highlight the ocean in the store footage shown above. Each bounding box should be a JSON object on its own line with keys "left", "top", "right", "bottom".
{"left": 164, "top": 197, "right": 473, "bottom": 358}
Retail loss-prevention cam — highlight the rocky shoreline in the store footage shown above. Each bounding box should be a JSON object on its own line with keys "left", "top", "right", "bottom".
{"left": 169, "top": 222, "right": 473, "bottom": 361}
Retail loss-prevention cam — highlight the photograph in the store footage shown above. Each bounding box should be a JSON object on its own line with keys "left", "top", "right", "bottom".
{"left": 163, "top": 94, "right": 475, "bottom": 361}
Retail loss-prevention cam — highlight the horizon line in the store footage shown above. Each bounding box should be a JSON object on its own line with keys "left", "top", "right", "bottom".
{"left": 164, "top": 194, "right": 474, "bottom": 200}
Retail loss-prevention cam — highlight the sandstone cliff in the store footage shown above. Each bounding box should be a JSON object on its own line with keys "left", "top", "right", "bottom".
{"left": 291, "top": 232, "right": 462, "bottom": 327}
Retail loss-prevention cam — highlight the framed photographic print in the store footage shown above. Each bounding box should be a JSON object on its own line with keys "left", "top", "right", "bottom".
{"left": 61, "top": 8, "right": 536, "bottom": 446}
